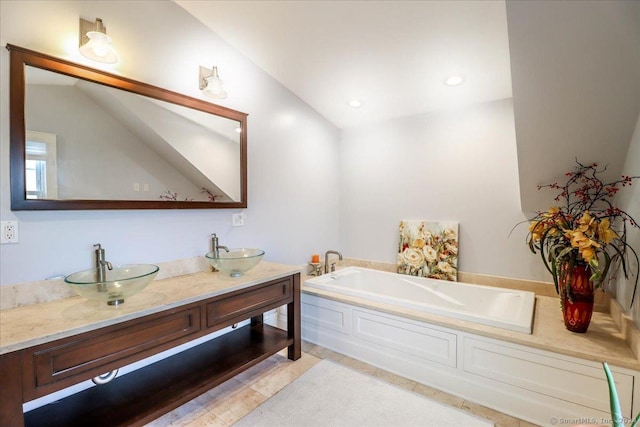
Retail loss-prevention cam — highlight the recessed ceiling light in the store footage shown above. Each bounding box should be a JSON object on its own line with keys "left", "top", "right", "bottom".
{"left": 348, "top": 99, "right": 362, "bottom": 108}
{"left": 443, "top": 74, "right": 465, "bottom": 87}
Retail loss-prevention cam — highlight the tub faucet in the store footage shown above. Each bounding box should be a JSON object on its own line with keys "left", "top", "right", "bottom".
{"left": 94, "top": 243, "right": 113, "bottom": 291}
{"left": 211, "top": 233, "right": 229, "bottom": 258}
{"left": 324, "top": 250, "right": 343, "bottom": 274}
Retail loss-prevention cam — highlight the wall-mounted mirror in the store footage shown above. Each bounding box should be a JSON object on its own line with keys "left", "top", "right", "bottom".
{"left": 8, "top": 44, "right": 247, "bottom": 210}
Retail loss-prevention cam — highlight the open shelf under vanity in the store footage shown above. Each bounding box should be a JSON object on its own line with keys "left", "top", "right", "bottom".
{"left": 25, "top": 323, "right": 291, "bottom": 427}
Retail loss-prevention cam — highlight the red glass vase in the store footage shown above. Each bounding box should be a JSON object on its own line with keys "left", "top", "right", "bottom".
{"left": 558, "top": 261, "right": 594, "bottom": 333}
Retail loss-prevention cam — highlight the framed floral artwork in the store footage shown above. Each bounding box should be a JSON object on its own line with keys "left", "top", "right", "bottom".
{"left": 398, "top": 220, "right": 459, "bottom": 281}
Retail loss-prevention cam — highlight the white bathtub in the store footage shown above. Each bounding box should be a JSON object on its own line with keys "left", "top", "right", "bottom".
{"left": 304, "top": 267, "right": 535, "bottom": 333}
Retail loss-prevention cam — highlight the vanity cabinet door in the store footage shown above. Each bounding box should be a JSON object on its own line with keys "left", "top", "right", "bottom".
{"left": 23, "top": 305, "right": 201, "bottom": 400}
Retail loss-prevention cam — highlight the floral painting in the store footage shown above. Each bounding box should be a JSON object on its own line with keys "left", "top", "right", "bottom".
{"left": 398, "top": 220, "right": 459, "bottom": 281}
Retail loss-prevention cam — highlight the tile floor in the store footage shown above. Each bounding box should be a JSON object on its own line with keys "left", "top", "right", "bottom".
{"left": 145, "top": 341, "right": 540, "bottom": 427}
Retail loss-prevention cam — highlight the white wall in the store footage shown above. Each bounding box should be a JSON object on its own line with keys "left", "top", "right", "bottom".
{"left": 0, "top": 1, "right": 340, "bottom": 286}
{"left": 614, "top": 114, "right": 640, "bottom": 325}
{"left": 6, "top": 1, "right": 628, "bottom": 290}
{"left": 339, "top": 98, "right": 548, "bottom": 281}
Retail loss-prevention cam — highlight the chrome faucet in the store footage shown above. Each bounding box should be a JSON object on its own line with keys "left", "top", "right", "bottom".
{"left": 211, "top": 233, "right": 229, "bottom": 258}
{"left": 324, "top": 250, "right": 343, "bottom": 274}
{"left": 94, "top": 243, "right": 113, "bottom": 291}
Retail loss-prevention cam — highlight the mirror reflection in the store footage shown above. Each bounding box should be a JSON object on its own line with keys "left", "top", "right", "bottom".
{"left": 25, "top": 66, "right": 242, "bottom": 203}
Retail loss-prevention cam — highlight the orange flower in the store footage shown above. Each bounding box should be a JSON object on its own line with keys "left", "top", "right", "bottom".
{"left": 545, "top": 207, "right": 560, "bottom": 216}
{"left": 528, "top": 220, "right": 544, "bottom": 242}
{"left": 529, "top": 207, "right": 563, "bottom": 242}
{"left": 597, "top": 218, "right": 618, "bottom": 244}
{"left": 569, "top": 230, "right": 600, "bottom": 262}
{"left": 581, "top": 247, "right": 597, "bottom": 264}
{"left": 577, "top": 211, "right": 596, "bottom": 235}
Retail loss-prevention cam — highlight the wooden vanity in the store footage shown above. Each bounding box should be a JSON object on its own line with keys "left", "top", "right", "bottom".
{"left": 0, "top": 263, "right": 301, "bottom": 427}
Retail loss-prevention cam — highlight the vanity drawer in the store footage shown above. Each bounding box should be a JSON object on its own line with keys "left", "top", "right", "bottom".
{"left": 29, "top": 306, "right": 201, "bottom": 392}
{"left": 207, "top": 278, "right": 292, "bottom": 327}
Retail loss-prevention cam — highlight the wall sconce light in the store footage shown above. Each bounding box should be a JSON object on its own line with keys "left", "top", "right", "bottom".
{"left": 79, "top": 18, "right": 118, "bottom": 64}
{"left": 199, "top": 66, "right": 228, "bottom": 99}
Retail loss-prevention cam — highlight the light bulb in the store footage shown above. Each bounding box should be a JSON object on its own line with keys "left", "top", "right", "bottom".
{"left": 80, "top": 31, "right": 118, "bottom": 63}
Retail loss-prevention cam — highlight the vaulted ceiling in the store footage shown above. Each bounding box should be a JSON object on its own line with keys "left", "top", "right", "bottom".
{"left": 177, "top": 0, "right": 640, "bottom": 212}
{"left": 176, "top": 0, "right": 513, "bottom": 129}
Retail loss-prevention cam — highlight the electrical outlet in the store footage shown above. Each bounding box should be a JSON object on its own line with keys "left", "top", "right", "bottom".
{"left": 1, "top": 221, "right": 19, "bottom": 244}
{"left": 232, "top": 213, "right": 245, "bottom": 227}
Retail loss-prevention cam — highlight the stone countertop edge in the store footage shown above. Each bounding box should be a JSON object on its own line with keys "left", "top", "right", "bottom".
{"left": 301, "top": 273, "right": 640, "bottom": 372}
{"left": 0, "top": 261, "right": 303, "bottom": 355}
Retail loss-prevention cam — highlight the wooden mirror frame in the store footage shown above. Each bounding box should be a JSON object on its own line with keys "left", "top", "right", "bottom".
{"left": 8, "top": 44, "right": 248, "bottom": 210}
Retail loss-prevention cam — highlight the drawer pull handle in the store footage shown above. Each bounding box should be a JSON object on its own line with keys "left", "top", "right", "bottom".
{"left": 92, "top": 369, "right": 119, "bottom": 385}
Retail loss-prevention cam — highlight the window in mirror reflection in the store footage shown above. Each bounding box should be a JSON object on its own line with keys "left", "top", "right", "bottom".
{"left": 25, "top": 130, "right": 58, "bottom": 199}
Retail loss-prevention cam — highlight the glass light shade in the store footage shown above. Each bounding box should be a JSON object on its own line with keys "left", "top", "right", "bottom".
{"left": 80, "top": 31, "right": 118, "bottom": 64}
{"left": 202, "top": 67, "right": 228, "bottom": 99}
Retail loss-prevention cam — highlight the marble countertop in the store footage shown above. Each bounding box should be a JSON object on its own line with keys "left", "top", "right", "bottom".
{"left": 301, "top": 280, "right": 640, "bottom": 371}
{"left": 3, "top": 258, "right": 636, "bottom": 372}
{"left": 0, "top": 261, "right": 302, "bottom": 355}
